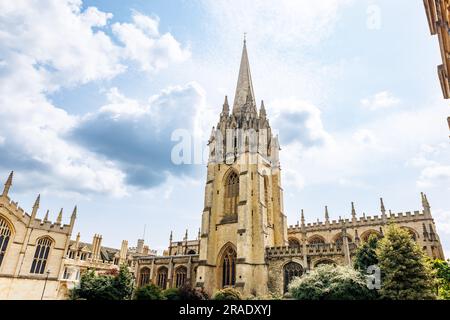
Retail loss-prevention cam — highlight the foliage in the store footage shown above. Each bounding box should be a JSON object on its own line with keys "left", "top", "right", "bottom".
{"left": 212, "top": 287, "right": 242, "bottom": 300}
{"left": 134, "top": 283, "right": 165, "bottom": 300}
{"left": 162, "top": 288, "right": 181, "bottom": 300}
{"left": 288, "top": 264, "right": 376, "bottom": 300}
{"left": 431, "top": 259, "right": 450, "bottom": 300}
{"left": 354, "top": 234, "right": 379, "bottom": 272}
{"left": 377, "top": 224, "right": 436, "bottom": 300}
{"left": 70, "top": 265, "right": 134, "bottom": 300}
{"left": 112, "top": 264, "right": 135, "bottom": 300}
{"left": 178, "top": 283, "right": 209, "bottom": 300}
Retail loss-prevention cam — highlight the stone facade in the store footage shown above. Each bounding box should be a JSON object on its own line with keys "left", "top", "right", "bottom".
{"left": 423, "top": 0, "right": 450, "bottom": 131}
{"left": 135, "top": 40, "right": 446, "bottom": 298}
{"left": 0, "top": 172, "right": 149, "bottom": 299}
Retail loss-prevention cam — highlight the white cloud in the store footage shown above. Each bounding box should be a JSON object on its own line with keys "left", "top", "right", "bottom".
{"left": 112, "top": 11, "right": 190, "bottom": 72}
{"left": 361, "top": 91, "right": 400, "bottom": 110}
{"left": 418, "top": 165, "right": 450, "bottom": 189}
{"left": 0, "top": 0, "right": 192, "bottom": 196}
{"left": 202, "top": 0, "right": 353, "bottom": 48}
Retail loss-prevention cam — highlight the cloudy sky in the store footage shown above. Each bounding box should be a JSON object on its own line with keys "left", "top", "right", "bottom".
{"left": 0, "top": 0, "right": 449, "bottom": 256}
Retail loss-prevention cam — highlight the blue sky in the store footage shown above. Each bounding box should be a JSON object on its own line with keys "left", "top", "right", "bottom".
{"left": 0, "top": 0, "right": 449, "bottom": 256}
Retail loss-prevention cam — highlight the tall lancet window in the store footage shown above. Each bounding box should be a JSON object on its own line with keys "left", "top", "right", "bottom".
{"left": 0, "top": 217, "right": 12, "bottom": 267}
{"left": 222, "top": 247, "right": 236, "bottom": 287}
{"left": 224, "top": 171, "right": 239, "bottom": 218}
{"left": 30, "top": 237, "right": 53, "bottom": 274}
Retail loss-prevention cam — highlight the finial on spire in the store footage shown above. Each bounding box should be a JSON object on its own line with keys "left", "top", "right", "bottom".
{"left": 380, "top": 197, "right": 386, "bottom": 215}
{"left": 71, "top": 206, "right": 77, "bottom": 219}
{"left": 169, "top": 230, "right": 173, "bottom": 242}
{"left": 222, "top": 96, "right": 229, "bottom": 115}
{"left": 56, "top": 208, "right": 63, "bottom": 224}
{"left": 244, "top": 32, "right": 247, "bottom": 44}
{"left": 198, "top": 228, "right": 201, "bottom": 240}
{"left": 33, "top": 194, "right": 41, "bottom": 209}
{"left": 351, "top": 202, "right": 356, "bottom": 219}
{"left": 31, "top": 194, "right": 40, "bottom": 220}
{"left": 260, "top": 100, "right": 266, "bottom": 118}
{"left": 2, "top": 171, "right": 13, "bottom": 197}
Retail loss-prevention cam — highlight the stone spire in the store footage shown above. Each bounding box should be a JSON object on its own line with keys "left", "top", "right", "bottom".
{"left": 301, "top": 209, "right": 305, "bottom": 227}
{"left": 351, "top": 202, "right": 356, "bottom": 221}
{"left": 380, "top": 197, "right": 387, "bottom": 223}
{"left": 233, "top": 38, "right": 256, "bottom": 114}
{"left": 43, "top": 210, "right": 49, "bottom": 223}
{"left": 70, "top": 206, "right": 77, "bottom": 228}
{"left": 325, "top": 206, "right": 330, "bottom": 224}
{"left": 31, "top": 194, "right": 40, "bottom": 220}
{"left": 221, "top": 96, "right": 230, "bottom": 116}
{"left": 260, "top": 100, "right": 266, "bottom": 119}
{"left": 56, "top": 208, "right": 63, "bottom": 224}
{"left": 2, "top": 171, "right": 13, "bottom": 197}
{"left": 421, "top": 192, "right": 431, "bottom": 215}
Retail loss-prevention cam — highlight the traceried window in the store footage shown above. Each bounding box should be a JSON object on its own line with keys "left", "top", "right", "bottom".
{"left": 308, "top": 236, "right": 325, "bottom": 245}
{"left": 30, "top": 237, "right": 53, "bottom": 274}
{"left": 175, "top": 266, "right": 187, "bottom": 288}
{"left": 139, "top": 267, "right": 150, "bottom": 287}
{"left": 224, "top": 171, "right": 239, "bottom": 217}
{"left": 283, "top": 262, "right": 303, "bottom": 293}
{"left": 157, "top": 267, "right": 168, "bottom": 289}
{"left": 222, "top": 247, "right": 236, "bottom": 288}
{"left": 0, "top": 217, "right": 12, "bottom": 268}
{"left": 288, "top": 238, "right": 301, "bottom": 249}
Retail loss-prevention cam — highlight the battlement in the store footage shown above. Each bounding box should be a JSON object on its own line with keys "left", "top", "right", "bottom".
{"left": 288, "top": 195, "right": 432, "bottom": 233}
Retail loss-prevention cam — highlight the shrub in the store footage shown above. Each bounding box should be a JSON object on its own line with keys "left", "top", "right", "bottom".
{"left": 163, "top": 288, "right": 181, "bottom": 300}
{"left": 212, "top": 287, "right": 242, "bottom": 300}
{"left": 289, "top": 264, "right": 376, "bottom": 300}
{"left": 178, "top": 283, "right": 209, "bottom": 300}
{"left": 134, "top": 284, "right": 165, "bottom": 300}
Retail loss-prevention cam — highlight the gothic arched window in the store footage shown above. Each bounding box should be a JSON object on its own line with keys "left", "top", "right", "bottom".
{"left": 222, "top": 247, "right": 236, "bottom": 288}
{"left": 157, "top": 267, "right": 168, "bottom": 289}
{"left": 0, "top": 216, "right": 12, "bottom": 267}
{"left": 308, "top": 235, "right": 325, "bottom": 245}
{"left": 139, "top": 267, "right": 150, "bottom": 287}
{"left": 283, "top": 262, "right": 303, "bottom": 293}
{"left": 30, "top": 237, "right": 53, "bottom": 274}
{"left": 224, "top": 171, "right": 239, "bottom": 217}
{"left": 175, "top": 266, "right": 188, "bottom": 288}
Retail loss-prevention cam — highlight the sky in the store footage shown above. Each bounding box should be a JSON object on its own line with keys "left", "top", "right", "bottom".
{"left": 0, "top": 0, "right": 449, "bottom": 257}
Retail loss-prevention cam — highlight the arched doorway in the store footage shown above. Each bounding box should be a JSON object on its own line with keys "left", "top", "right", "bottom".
{"left": 283, "top": 262, "right": 303, "bottom": 293}
{"left": 220, "top": 246, "right": 236, "bottom": 288}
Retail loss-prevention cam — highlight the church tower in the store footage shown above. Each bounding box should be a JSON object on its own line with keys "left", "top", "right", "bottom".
{"left": 196, "top": 40, "right": 288, "bottom": 296}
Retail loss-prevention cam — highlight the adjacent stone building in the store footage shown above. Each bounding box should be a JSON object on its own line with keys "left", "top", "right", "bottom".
{"left": 135, "top": 40, "right": 446, "bottom": 298}
{"left": 0, "top": 172, "right": 150, "bottom": 299}
{"left": 423, "top": 0, "right": 450, "bottom": 130}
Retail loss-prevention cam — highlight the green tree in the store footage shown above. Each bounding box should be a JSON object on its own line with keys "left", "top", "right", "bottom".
{"left": 71, "top": 265, "right": 134, "bottom": 300}
{"left": 112, "top": 264, "right": 135, "bottom": 300}
{"left": 377, "top": 224, "right": 436, "bottom": 300}
{"left": 162, "top": 288, "right": 181, "bottom": 300}
{"left": 288, "top": 264, "right": 376, "bottom": 300}
{"left": 134, "top": 283, "right": 165, "bottom": 300}
{"left": 354, "top": 234, "right": 379, "bottom": 272}
{"left": 431, "top": 259, "right": 450, "bottom": 300}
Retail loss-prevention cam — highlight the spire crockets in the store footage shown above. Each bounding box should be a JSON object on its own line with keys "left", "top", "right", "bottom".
{"left": 2, "top": 171, "right": 13, "bottom": 197}
{"left": 233, "top": 38, "right": 256, "bottom": 115}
